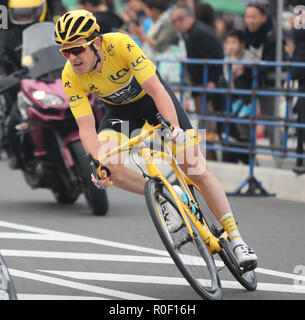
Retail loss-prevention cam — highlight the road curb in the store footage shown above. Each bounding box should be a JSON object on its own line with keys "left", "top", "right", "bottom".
{"left": 207, "top": 161, "right": 305, "bottom": 203}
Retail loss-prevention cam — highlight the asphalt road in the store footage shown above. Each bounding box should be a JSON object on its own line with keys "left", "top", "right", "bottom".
{"left": 0, "top": 160, "right": 305, "bottom": 301}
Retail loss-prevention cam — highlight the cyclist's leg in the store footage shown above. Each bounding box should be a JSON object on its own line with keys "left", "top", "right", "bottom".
{"left": 177, "top": 143, "right": 257, "bottom": 267}
{"left": 161, "top": 86, "right": 257, "bottom": 266}
{"left": 97, "top": 104, "right": 146, "bottom": 194}
{"left": 150, "top": 78, "right": 235, "bottom": 223}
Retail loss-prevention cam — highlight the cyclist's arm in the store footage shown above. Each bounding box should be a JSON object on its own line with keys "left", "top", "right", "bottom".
{"left": 76, "top": 114, "right": 100, "bottom": 159}
{"left": 141, "top": 74, "right": 180, "bottom": 128}
{"left": 117, "top": 34, "right": 180, "bottom": 127}
{"left": 62, "top": 64, "right": 98, "bottom": 156}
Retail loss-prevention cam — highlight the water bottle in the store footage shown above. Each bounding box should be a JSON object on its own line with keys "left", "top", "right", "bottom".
{"left": 172, "top": 185, "right": 196, "bottom": 214}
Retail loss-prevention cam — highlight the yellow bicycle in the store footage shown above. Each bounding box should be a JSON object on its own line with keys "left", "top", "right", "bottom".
{"left": 88, "top": 113, "right": 257, "bottom": 300}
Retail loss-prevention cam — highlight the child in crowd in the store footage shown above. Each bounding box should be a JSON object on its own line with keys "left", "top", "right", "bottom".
{"left": 222, "top": 30, "right": 257, "bottom": 164}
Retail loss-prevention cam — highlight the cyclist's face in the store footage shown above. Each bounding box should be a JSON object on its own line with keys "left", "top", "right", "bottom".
{"left": 61, "top": 38, "right": 102, "bottom": 74}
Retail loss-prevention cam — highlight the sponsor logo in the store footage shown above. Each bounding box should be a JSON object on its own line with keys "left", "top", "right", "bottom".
{"left": 90, "top": 84, "right": 97, "bottom": 91}
{"left": 64, "top": 81, "right": 71, "bottom": 88}
{"left": 108, "top": 67, "right": 130, "bottom": 83}
{"left": 107, "top": 43, "right": 115, "bottom": 56}
{"left": 90, "top": 84, "right": 102, "bottom": 95}
{"left": 131, "top": 55, "right": 148, "bottom": 71}
{"left": 102, "top": 76, "right": 142, "bottom": 104}
{"left": 127, "top": 43, "right": 135, "bottom": 52}
{"left": 107, "top": 85, "right": 133, "bottom": 99}
{"left": 68, "top": 95, "right": 83, "bottom": 103}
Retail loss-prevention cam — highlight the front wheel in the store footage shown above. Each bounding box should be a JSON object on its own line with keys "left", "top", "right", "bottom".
{"left": 0, "top": 254, "right": 17, "bottom": 300}
{"left": 69, "top": 140, "right": 109, "bottom": 216}
{"left": 145, "top": 179, "right": 222, "bottom": 300}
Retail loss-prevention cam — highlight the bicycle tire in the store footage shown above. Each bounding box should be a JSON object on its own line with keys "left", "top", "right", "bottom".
{"left": 0, "top": 254, "right": 17, "bottom": 300}
{"left": 189, "top": 186, "right": 257, "bottom": 291}
{"left": 145, "top": 179, "right": 222, "bottom": 300}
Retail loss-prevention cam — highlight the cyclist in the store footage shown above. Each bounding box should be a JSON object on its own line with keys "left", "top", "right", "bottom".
{"left": 55, "top": 10, "right": 257, "bottom": 270}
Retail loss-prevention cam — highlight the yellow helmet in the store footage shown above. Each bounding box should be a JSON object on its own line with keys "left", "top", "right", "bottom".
{"left": 54, "top": 10, "right": 101, "bottom": 46}
{"left": 8, "top": 0, "right": 47, "bottom": 25}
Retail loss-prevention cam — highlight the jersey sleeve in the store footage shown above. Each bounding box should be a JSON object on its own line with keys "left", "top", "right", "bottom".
{"left": 118, "top": 33, "right": 156, "bottom": 85}
{"left": 62, "top": 63, "right": 93, "bottom": 119}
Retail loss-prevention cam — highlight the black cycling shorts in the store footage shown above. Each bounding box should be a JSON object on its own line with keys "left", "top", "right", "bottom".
{"left": 98, "top": 73, "right": 193, "bottom": 135}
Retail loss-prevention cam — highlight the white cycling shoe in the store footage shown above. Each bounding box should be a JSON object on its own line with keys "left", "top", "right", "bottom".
{"left": 233, "top": 245, "right": 258, "bottom": 271}
{"left": 162, "top": 202, "right": 183, "bottom": 233}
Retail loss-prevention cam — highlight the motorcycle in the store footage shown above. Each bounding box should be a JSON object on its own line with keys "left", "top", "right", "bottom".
{"left": 0, "top": 22, "right": 108, "bottom": 216}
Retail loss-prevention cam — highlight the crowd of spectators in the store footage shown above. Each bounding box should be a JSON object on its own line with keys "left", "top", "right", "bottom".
{"left": 1, "top": 0, "right": 305, "bottom": 169}
{"left": 64, "top": 0, "right": 305, "bottom": 167}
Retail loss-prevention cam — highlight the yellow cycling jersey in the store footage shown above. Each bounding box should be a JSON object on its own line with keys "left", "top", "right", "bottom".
{"left": 62, "top": 32, "right": 157, "bottom": 119}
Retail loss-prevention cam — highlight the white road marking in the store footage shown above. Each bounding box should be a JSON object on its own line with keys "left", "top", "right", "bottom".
{"left": 36, "top": 270, "right": 305, "bottom": 294}
{"left": 0, "top": 221, "right": 169, "bottom": 256}
{"left": 9, "top": 269, "right": 158, "bottom": 300}
{"left": 17, "top": 294, "right": 107, "bottom": 300}
{"left": 2, "top": 249, "right": 305, "bottom": 283}
{"left": 1, "top": 219, "right": 304, "bottom": 297}
{"left": 1, "top": 250, "right": 174, "bottom": 264}
{"left": 0, "top": 249, "right": 207, "bottom": 266}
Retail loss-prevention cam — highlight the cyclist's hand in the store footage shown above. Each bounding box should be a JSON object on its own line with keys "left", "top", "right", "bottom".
{"left": 91, "top": 165, "right": 112, "bottom": 189}
{"left": 170, "top": 127, "right": 186, "bottom": 145}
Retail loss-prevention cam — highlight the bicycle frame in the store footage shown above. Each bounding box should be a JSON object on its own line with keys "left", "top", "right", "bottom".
{"left": 98, "top": 123, "right": 224, "bottom": 255}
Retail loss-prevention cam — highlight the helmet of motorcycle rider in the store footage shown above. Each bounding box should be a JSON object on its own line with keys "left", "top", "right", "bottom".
{"left": 54, "top": 10, "right": 100, "bottom": 46}
{"left": 8, "top": 0, "right": 47, "bottom": 25}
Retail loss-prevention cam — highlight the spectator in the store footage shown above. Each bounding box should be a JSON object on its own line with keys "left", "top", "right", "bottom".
{"left": 118, "top": 0, "right": 148, "bottom": 46}
{"left": 215, "top": 15, "right": 234, "bottom": 43}
{"left": 47, "top": 0, "right": 66, "bottom": 22}
{"left": 120, "top": 0, "right": 147, "bottom": 27}
{"left": 244, "top": 1, "right": 287, "bottom": 149}
{"left": 129, "top": 0, "right": 183, "bottom": 84}
{"left": 171, "top": 3, "right": 224, "bottom": 159}
{"left": 194, "top": 2, "right": 216, "bottom": 30}
{"left": 77, "top": 0, "right": 123, "bottom": 33}
{"left": 290, "top": 8, "right": 305, "bottom": 173}
{"left": 222, "top": 29, "right": 257, "bottom": 164}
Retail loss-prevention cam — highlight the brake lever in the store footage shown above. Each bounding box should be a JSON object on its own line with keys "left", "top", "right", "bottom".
{"left": 156, "top": 113, "right": 173, "bottom": 142}
{"left": 156, "top": 113, "right": 172, "bottom": 130}
{"left": 86, "top": 153, "right": 101, "bottom": 181}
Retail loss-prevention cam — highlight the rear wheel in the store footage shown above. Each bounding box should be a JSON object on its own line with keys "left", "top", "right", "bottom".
{"left": 189, "top": 185, "right": 257, "bottom": 291}
{"left": 145, "top": 179, "right": 222, "bottom": 300}
{"left": 69, "top": 140, "right": 109, "bottom": 216}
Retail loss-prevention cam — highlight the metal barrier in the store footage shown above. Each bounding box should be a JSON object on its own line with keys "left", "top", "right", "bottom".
{"left": 156, "top": 58, "right": 305, "bottom": 197}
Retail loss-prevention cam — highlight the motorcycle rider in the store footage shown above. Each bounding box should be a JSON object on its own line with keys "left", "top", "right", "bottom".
{"left": 0, "top": 0, "right": 65, "bottom": 168}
